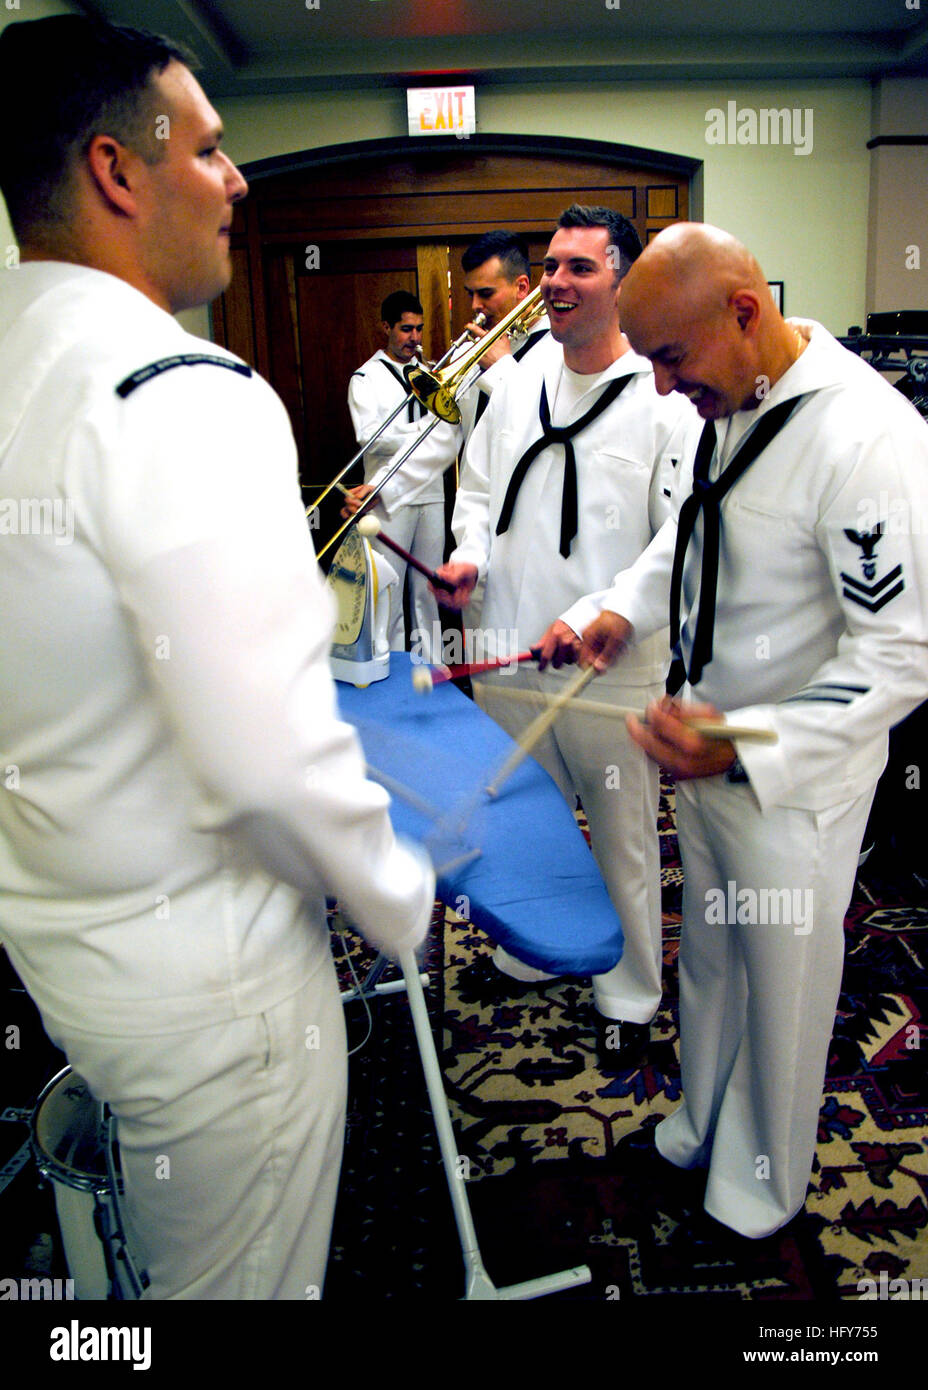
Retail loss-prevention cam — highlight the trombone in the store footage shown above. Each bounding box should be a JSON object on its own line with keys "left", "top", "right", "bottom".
{"left": 314, "top": 287, "right": 545, "bottom": 562}
{"left": 405, "top": 284, "right": 543, "bottom": 424}
{"left": 307, "top": 311, "right": 487, "bottom": 517}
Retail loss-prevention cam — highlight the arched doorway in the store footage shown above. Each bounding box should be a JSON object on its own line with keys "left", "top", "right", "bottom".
{"left": 211, "top": 133, "right": 700, "bottom": 540}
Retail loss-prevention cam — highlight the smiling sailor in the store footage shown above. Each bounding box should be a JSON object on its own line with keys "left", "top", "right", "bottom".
{"left": 435, "top": 205, "right": 700, "bottom": 1069}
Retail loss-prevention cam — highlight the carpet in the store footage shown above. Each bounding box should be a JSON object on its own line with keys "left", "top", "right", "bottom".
{"left": 328, "top": 783, "right": 928, "bottom": 1301}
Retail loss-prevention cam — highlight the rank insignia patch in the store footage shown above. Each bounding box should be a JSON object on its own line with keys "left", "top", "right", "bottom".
{"left": 841, "top": 523, "right": 904, "bottom": 612}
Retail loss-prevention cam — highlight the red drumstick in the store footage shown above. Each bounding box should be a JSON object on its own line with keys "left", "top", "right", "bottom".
{"left": 356, "top": 515, "right": 455, "bottom": 592}
{"left": 412, "top": 648, "right": 542, "bottom": 691}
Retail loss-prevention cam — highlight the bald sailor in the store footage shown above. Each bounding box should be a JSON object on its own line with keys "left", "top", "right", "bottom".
{"left": 554, "top": 222, "right": 928, "bottom": 1237}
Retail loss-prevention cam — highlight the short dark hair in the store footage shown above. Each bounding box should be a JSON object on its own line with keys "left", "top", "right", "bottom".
{"left": 557, "top": 204, "right": 642, "bottom": 282}
{"left": 381, "top": 290, "right": 423, "bottom": 326}
{"left": 0, "top": 16, "right": 194, "bottom": 242}
{"left": 461, "top": 231, "right": 530, "bottom": 281}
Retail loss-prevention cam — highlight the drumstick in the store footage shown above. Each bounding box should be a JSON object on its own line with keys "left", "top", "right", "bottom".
{"left": 476, "top": 682, "right": 778, "bottom": 742}
{"left": 484, "top": 664, "right": 598, "bottom": 799}
{"left": 355, "top": 514, "right": 456, "bottom": 592}
{"left": 412, "top": 648, "right": 542, "bottom": 691}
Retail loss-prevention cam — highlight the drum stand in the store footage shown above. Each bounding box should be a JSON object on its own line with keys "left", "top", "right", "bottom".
{"left": 341, "top": 937, "right": 590, "bottom": 1300}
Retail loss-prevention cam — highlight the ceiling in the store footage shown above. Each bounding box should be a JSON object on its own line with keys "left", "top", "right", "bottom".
{"left": 78, "top": 0, "right": 928, "bottom": 93}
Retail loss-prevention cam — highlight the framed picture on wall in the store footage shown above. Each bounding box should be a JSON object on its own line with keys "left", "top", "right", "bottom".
{"left": 768, "top": 281, "right": 784, "bottom": 312}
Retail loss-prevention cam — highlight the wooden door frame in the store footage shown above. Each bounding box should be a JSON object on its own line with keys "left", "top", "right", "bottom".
{"left": 239, "top": 131, "right": 702, "bottom": 186}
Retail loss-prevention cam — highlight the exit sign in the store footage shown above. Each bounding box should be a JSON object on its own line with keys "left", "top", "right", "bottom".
{"left": 407, "top": 86, "right": 476, "bottom": 138}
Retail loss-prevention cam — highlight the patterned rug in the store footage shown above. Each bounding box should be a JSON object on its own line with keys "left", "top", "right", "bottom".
{"left": 328, "top": 781, "right": 928, "bottom": 1301}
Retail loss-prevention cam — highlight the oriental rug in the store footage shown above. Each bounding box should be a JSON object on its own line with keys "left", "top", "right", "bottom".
{"left": 326, "top": 784, "right": 928, "bottom": 1302}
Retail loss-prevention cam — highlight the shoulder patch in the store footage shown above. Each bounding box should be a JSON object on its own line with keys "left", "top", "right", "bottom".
{"left": 116, "top": 353, "right": 253, "bottom": 398}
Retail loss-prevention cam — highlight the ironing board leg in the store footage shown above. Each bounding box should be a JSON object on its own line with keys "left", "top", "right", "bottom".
{"left": 398, "top": 949, "right": 592, "bottom": 1301}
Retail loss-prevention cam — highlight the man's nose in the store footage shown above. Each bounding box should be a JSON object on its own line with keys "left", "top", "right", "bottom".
{"left": 652, "top": 361, "right": 676, "bottom": 395}
{"left": 222, "top": 153, "right": 248, "bottom": 202}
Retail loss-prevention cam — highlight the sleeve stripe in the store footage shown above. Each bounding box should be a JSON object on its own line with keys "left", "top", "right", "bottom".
{"left": 116, "top": 354, "right": 252, "bottom": 398}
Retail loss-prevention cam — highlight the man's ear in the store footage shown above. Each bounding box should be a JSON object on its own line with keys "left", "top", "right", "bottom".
{"left": 731, "top": 289, "right": 762, "bottom": 337}
{"left": 85, "top": 134, "right": 138, "bottom": 214}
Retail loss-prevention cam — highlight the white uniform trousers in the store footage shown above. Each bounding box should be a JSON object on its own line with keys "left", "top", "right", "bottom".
{"left": 374, "top": 499, "right": 445, "bottom": 661}
{"left": 657, "top": 776, "right": 875, "bottom": 1237}
{"left": 42, "top": 950, "right": 347, "bottom": 1299}
{"left": 476, "top": 668, "right": 664, "bottom": 1023}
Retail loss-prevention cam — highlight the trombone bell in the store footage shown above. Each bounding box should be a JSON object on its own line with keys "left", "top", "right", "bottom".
{"left": 401, "top": 368, "right": 463, "bottom": 424}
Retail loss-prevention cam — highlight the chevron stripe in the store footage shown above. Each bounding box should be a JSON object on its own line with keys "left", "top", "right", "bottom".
{"left": 843, "top": 579, "right": 905, "bottom": 613}
{"left": 839, "top": 564, "right": 903, "bottom": 597}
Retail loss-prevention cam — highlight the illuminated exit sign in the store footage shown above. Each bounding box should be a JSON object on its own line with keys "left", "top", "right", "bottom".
{"left": 407, "top": 86, "right": 476, "bottom": 138}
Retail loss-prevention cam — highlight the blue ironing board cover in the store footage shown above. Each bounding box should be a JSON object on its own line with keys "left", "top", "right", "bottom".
{"left": 336, "top": 653, "right": 624, "bottom": 975}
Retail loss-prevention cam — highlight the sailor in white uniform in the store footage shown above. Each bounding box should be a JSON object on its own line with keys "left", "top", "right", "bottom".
{"left": 437, "top": 206, "right": 699, "bottom": 1063}
{"left": 346, "top": 290, "right": 461, "bottom": 663}
{"left": 341, "top": 235, "right": 548, "bottom": 645}
{"left": 557, "top": 222, "right": 928, "bottom": 1236}
{"left": 0, "top": 16, "right": 434, "bottom": 1297}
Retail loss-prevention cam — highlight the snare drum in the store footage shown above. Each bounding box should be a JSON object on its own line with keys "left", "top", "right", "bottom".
{"left": 31, "top": 1066, "right": 143, "bottom": 1299}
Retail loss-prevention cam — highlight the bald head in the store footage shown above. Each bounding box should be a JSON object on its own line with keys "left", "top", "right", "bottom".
{"left": 619, "top": 223, "right": 798, "bottom": 419}
{"left": 625, "top": 223, "right": 768, "bottom": 318}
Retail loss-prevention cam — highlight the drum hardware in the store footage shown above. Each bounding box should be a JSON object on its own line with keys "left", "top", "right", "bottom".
{"left": 0, "top": 1105, "right": 35, "bottom": 1196}
{"left": 30, "top": 1066, "right": 147, "bottom": 1300}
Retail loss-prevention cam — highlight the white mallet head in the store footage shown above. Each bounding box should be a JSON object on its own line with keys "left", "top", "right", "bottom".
{"left": 356, "top": 515, "right": 382, "bottom": 538}
{"left": 411, "top": 666, "right": 434, "bottom": 694}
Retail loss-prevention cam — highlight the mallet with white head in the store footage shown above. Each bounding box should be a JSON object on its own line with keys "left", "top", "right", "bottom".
{"left": 356, "top": 515, "right": 456, "bottom": 592}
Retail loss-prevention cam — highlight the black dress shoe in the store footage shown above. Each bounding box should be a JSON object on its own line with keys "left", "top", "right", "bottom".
{"left": 594, "top": 1014, "right": 650, "bottom": 1072}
